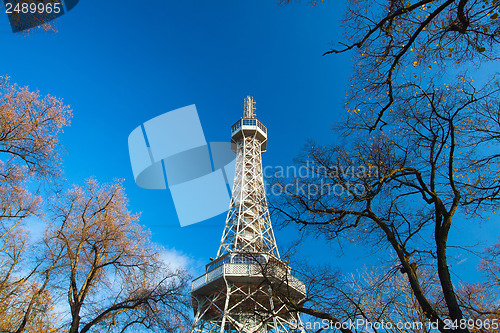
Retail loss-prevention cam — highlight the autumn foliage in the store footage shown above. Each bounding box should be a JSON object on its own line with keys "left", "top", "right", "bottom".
{"left": 0, "top": 76, "right": 190, "bottom": 332}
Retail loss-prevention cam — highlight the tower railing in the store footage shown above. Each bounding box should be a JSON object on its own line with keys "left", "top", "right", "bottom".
{"left": 230, "top": 118, "right": 267, "bottom": 135}
{"left": 191, "top": 262, "right": 307, "bottom": 294}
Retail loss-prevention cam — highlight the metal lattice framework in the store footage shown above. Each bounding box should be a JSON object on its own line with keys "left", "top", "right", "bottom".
{"left": 191, "top": 97, "right": 306, "bottom": 333}
{"left": 217, "top": 136, "right": 278, "bottom": 258}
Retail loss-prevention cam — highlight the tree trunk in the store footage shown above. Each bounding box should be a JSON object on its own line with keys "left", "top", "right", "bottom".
{"left": 435, "top": 214, "right": 469, "bottom": 333}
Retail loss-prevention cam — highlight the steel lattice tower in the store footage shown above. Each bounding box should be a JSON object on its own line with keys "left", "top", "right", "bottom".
{"left": 191, "top": 97, "right": 306, "bottom": 333}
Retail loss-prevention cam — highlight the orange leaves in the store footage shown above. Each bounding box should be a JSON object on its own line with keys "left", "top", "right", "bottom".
{"left": 0, "top": 77, "right": 72, "bottom": 332}
{"left": 45, "top": 178, "right": 190, "bottom": 332}
{"left": 0, "top": 76, "right": 72, "bottom": 178}
{"left": 0, "top": 280, "right": 57, "bottom": 333}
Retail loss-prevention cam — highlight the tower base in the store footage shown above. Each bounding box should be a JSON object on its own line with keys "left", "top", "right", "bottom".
{"left": 191, "top": 280, "right": 305, "bottom": 333}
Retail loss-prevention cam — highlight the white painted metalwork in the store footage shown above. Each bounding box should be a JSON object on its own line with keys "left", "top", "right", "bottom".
{"left": 244, "top": 96, "right": 256, "bottom": 119}
{"left": 191, "top": 97, "right": 306, "bottom": 333}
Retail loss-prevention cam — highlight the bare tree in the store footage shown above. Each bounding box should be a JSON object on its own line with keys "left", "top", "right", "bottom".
{"left": 44, "top": 179, "right": 190, "bottom": 333}
{"left": 0, "top": 74, "right": 71, "bottom": 255}
{"left": 299, "top": 263, "right": 440, "bottom": 333}
{"left": 0, "top": 75, "right": 72, "bottom": 332}
{"left": 269, "top": 75, "right": 500, "bottom": 332}
{"left": 0, "top": 76, "right": 71, "bottom": 178}
{"left": 319, "top": 0, "right": 500, "bottom": 131}
{"left": 480, "top": 240, "right": 500, "bottom": 289}
{"left": 272, "top": 1, "right": 500, "bottom": 331}
{"left": 0, "top": 76, "right": 190, "bottom": 332}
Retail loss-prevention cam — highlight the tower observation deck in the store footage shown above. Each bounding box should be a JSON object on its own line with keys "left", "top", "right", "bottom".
{"left": 191, "top": 97, "right": 306, "bottom": 333}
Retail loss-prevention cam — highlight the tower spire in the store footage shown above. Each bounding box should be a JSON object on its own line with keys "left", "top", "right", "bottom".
{"left": 244, "top": 96, "right": 256, "bottom": 118}
{"left": 190, "top": 97, "right": 306, "bottom": 333}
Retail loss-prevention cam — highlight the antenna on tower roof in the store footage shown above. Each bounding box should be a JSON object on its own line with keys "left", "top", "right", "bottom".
{"left": 243, "top": 96, "right": 255, "bottom": 118}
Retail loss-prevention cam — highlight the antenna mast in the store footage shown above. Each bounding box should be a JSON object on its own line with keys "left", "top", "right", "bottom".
{"left": 244, "top": 96, "right": 255, "bottom": 118}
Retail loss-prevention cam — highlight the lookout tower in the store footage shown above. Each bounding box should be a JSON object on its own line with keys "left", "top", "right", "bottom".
{"left": 190, "top": 97, "right": 306, "bottom": 333}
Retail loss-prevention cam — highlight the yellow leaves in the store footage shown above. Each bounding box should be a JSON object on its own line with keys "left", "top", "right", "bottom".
{"left": 347, "top": 108, "right": 361, "bottom": 115}
{"left": 412, "top": 61, "right": 418, "bottom": 67}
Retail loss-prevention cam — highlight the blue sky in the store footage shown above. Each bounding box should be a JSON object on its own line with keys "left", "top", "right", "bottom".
{"left": 2, "top": 1, "right": 495, "bottom": 281}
